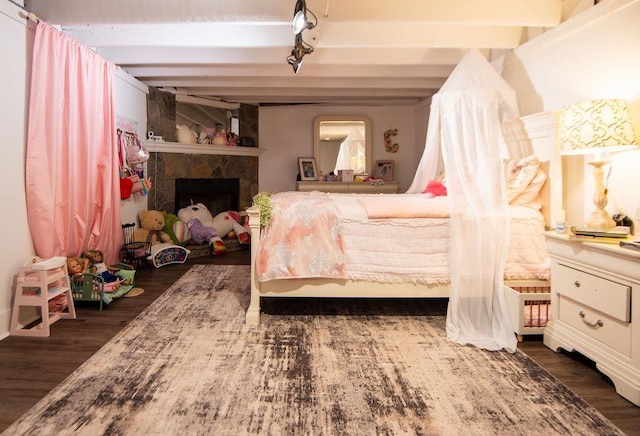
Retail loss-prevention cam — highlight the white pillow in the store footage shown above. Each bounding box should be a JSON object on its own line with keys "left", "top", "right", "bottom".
{"left": 505, "top": 155, "right": 540, "bottom": 203}
{"left": 510, "top": 167, "right": 547, "bottom": 209}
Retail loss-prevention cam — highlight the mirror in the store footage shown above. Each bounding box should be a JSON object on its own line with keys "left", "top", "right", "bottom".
{"left": 175, "top": 95, "right": 240, "bottom": 137}
{"left": 313, "top": 115, "right": 372, "bottom": 177}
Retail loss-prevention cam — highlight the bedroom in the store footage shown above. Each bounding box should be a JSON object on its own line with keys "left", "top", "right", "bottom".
{"left": 1, "top": 0, "right": 640, "bottom": 433}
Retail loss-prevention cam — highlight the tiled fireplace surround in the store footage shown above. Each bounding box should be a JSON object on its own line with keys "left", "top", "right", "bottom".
{"left": 145, "top": 87, "right": 259, "bottom": 215}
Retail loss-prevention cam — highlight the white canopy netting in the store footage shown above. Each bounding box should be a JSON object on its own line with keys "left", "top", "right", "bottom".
{"left": 408, "top": 49, "right": 519, "bottom": 352}
{"left": 334, "top": 125, "right": 366, "bottom": 174}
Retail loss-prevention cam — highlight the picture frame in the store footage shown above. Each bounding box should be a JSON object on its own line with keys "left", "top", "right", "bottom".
{"left": 298, "top": 157, "right": 318, "bottom": 181}
{"left": 373, "top": 160, "right": 394, "bottom": 181}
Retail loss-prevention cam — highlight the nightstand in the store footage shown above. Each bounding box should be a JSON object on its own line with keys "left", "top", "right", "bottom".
{"left": 543, "top": 232, "right": 640, "bottom": 406}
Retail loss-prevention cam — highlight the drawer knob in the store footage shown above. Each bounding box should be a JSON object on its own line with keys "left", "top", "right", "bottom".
{"left": 579, "top": 311, "right": 603, "bottom": 329}
{"left": 574, "top": 280, "right": 581, "bottom": 288}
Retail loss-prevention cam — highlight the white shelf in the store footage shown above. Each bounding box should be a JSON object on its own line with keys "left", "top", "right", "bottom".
{"left": 143, "top": 141, "right": 264, "bottom": 157}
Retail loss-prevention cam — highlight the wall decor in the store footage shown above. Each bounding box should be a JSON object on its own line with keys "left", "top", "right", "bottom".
{"left": 374, "top": 160, "right": 394, "bottom": 181}
{"left": 384, "top": 128, "right": 399, "bottom": 153}
{"left": 298, "top": 157, "right": 318, "bottom": 181}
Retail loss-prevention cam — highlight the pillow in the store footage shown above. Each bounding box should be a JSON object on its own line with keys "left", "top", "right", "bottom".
{"left": 510, "top": 167, "right": 547, "bottom": 209}
{"left": 423, "top": 180, "right": 447, "bottom": 197}
{"left": 505, "top": 155, "right": 540, "bottom": 203}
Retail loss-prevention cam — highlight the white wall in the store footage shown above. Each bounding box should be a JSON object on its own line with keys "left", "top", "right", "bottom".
{"left": 114, "top": 69, "right": 149, "bottom": 225}
{"left": 0, "top": 1, "right": 34, "bottom": 339}
{"left": 499, "top": 0, "right": 640, "bottom": 232}
{"left": 259, "top": 104, "right": 420, "bottom": 193}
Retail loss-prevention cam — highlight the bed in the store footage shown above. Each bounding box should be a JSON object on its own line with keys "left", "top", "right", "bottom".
{"left": 246, "top": 192, "right": 550, "bottom": 327}
{"left": 245, "top": 112, "right": 560, "bottom": 327}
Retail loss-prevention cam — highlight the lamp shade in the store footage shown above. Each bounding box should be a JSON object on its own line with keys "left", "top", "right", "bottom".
{"left": 559, "top": 98, "right": 638, "bottom": 155}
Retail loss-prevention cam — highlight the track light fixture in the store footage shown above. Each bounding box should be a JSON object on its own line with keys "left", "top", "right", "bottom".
{"left": 286, "top": 33, "right": 314, "bottom": 74}
{"left": 287, "top": 56, "right": 303, "bottom": 74}
{"left": 292, "top": 0, "right": 317, "bottom": 34}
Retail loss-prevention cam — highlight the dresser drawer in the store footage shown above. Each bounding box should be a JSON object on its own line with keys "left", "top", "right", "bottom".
{"left": 558, "top": 295, "right": 631, "bottom": 357}
{"left": 552, "top": 262, "right": 631, "bottom": 322}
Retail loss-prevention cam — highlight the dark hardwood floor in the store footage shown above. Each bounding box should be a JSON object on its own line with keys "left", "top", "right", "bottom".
{"left": 1, "top": 250, "right": 638, "bottom": 434}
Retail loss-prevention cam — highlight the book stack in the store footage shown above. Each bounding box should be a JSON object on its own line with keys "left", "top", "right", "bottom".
{"left": 569, "top": 226, "right": 631, "bottom": 244}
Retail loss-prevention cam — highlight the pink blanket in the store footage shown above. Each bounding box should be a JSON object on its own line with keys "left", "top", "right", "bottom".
{"left": 257, "top": 192, "right": 346, "bottom": 281}
{"left": 360, "top": 195, "right": 450, "bottom": 219}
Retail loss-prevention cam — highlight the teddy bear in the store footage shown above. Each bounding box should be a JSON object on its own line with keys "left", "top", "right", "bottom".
{"left": 134, "top": 210, "right": 172, "bottom": 245}
{"left": 177, "top": 203, "right": 250, "bottom": 255}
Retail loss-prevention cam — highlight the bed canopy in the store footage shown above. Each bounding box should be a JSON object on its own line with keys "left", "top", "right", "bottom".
{"left": 408, "top": 49, "right": 519, "bottom": 352}
{"left": 333, "top": 125, "right": 366, "bottom": 174}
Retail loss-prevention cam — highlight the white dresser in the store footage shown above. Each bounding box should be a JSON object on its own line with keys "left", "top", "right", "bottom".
{"left": 543, "top": 232, "right": 640, "bottom": 406}
{"left": 297, "top": 181, "right": 399, "bottom": 194}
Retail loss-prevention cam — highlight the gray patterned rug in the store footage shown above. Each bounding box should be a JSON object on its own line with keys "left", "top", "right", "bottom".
{"left": 4, "top": 265, "right": 624, "bottom": 436}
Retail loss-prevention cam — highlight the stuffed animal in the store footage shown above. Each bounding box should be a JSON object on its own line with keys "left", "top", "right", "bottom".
{"left": 177, "top": 203, "right": 226, "bottom": 255}
{"left": 134, "top": 210, "right": 172, "bottom": 246}
{"left": 187, "top": 218, "right": 225, "bottom": 255}
{"left": 211, "top": 211, "right": 251, "bottom": 246}
{"left": 177, "top": 203, "right": 250, "bottom": 255}
{"left": 163, "top": 213, "right": 192, "bottom": 246}
{"left": 211, "top": 126, "right": 228, "bottom": 145}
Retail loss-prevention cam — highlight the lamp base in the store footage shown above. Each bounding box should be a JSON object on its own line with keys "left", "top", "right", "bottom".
{"left": 585, "top": 208, "right": 616, "bottom": 229}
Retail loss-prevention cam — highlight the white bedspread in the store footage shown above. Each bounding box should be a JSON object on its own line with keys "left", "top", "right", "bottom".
{"left": 257, "top": 192, "right": 549, "bottom": 284}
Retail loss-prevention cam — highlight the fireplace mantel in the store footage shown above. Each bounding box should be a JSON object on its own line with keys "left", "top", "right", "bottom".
{"left": 143, "top": 141, "right": 264, "bottom": 157}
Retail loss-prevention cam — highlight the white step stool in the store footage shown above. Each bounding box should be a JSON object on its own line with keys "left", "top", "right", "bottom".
{"left": 9, "top": 256, "right": 77, "bottom": 337}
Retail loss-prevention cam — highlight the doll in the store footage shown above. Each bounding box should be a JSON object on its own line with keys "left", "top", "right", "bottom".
{"left": 82, "top": 249, "right": 130, "bottom": 287}
{"left": 67, "top": 256, "right": 89, "bottom": 277}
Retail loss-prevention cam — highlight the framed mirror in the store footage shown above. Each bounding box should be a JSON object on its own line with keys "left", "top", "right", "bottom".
{"left": 314, "top": 115, "right": 372, "bottom": 178}
{"left": 175, "top": 95, "right": 240, "bottom": 137}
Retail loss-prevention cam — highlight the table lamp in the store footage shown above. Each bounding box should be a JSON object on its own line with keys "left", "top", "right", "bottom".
{"left": 559, "top": 98, "right": 638, "bottom": 229}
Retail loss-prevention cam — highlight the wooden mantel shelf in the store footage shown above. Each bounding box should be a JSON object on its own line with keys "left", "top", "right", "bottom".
{"left": 143, "top": 141, "right": 264, "bottom": 157}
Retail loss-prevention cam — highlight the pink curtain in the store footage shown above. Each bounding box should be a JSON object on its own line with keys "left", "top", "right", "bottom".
{"left": 25, "top": 21, "right": 122, "bottom": 264}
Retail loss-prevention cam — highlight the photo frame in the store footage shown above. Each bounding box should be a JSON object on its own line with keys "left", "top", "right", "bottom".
{"left": 298, "top": 157, "right": 318, "bottom": 181}
{"left": 373, "top": 160, "right": 394, "bottom": 181}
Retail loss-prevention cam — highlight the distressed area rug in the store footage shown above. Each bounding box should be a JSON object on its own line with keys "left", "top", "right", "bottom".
{"left": 4, "top": 265, "right": 623, "bottom": 436}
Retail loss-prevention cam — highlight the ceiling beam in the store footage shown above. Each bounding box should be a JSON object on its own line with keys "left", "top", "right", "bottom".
{"left": 142, "top": 76, "right": 445, "bottom": 90}
{"left": 97, "top": 47, "right": 475, "bottom": 66}
{"left": 27, "top": 0, "right": 562, "bottom": 26}
{"left": 322, "top": 0, "right": 562, "bottom": 25}
{"left": 123, "top": 64, "right": 454, "bottom": 79}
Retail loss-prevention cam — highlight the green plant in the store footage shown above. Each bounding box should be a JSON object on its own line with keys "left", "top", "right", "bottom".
{"left": 252, "top": 191, "right": 274, "bottom": 227}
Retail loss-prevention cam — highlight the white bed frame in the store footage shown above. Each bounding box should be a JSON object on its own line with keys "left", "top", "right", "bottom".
{"left": 245, "top": 112, "right": 560, "bottom": 326}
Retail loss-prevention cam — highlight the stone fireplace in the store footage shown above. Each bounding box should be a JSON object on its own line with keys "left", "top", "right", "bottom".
{"left": 145, "top": 86, "right": 260, "bottom": 216}
{"left": 146, "top": 151, "right": 258, "bottom": 215}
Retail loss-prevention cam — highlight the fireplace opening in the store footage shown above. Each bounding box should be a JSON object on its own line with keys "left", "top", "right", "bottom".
{"left": 174, "top": 178, "right": 240, "bottom": 216}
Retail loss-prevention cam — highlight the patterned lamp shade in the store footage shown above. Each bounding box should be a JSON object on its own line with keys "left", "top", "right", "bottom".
{"left": 559, "top": 98, "right": 638, "bottom": 155}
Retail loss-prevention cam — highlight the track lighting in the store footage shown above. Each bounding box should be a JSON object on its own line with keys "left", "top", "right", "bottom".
{"left": 287, "top": 56, "right": 303, "bottom": 74}
{"left": 286, "top": 34, "right": 314, "bottom": 74}
{"left": 286, "top": 1, "right": 316, "bottom": 73}
{"left": 292, "top": 0, "right": 317, "bottom": 34}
